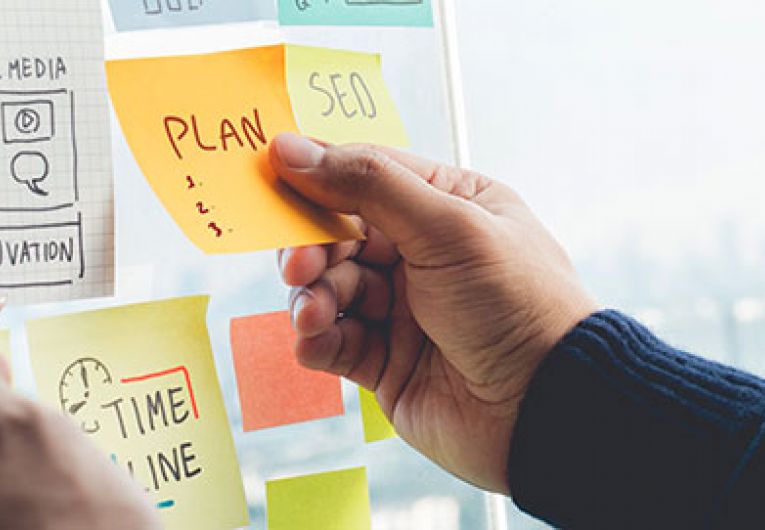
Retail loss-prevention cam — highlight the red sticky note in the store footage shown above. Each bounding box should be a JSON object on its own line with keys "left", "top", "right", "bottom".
{"left": 231, "top": 311, "right": 344, "bottom": 431}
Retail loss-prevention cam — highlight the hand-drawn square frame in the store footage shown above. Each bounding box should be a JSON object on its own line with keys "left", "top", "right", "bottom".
{"left": 0, "top": 89, "right": 79, "bottom": 213}
{"left": 0, "top": 212, "right": 85, "bottom": 288}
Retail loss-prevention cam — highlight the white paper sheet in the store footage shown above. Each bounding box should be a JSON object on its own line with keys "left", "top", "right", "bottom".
{"left": 0, "top": 0, "right": 114, "bottom": 305}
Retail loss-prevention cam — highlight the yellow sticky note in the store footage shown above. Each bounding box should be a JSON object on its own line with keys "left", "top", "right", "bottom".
{"left": 267, "top": 467, "right": 372, "bottom": 530}
{"left": 359, "top": 387, "right": 396, "bottom": 443}
{"left": 286, "top": 45, "right": 409, "bottom": 147}
{"left": 26, "top": 296, "right": 248, "bottom": 530}
{"left": 106, "top": 46, "right": 360, "bottom": 255}
{"left": 0, "top": 329, "right": 11, "bottom": 384}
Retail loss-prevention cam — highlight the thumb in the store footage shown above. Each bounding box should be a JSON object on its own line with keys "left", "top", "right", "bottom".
{"left": 270, "top": 133, "right": 469, "bottom": 255}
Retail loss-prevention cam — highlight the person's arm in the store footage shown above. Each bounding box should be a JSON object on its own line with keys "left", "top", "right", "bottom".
{"left": 0, "top": 303, "right": 160, "bottom": 530}
{"left": 510, "top": 310, "right": 765, "bottom": 529}
{"left": 271, "top": 133, "right": 765, "bottom": 528}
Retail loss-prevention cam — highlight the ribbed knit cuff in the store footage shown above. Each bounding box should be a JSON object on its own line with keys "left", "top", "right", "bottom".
{"left": 508, "top": 310, "right": 765, "bottom": 529}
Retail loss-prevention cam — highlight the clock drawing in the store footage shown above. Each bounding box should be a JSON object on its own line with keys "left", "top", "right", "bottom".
{"left": 58, "top": 358, "right": 113, "bottom": 434}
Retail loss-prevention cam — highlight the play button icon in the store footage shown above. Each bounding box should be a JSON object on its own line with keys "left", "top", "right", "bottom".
{"left": 1, "top": 99, "right": 54, "bottom": 143}
{"left": 15, "top": 107, "right": 41, "bottom": 134}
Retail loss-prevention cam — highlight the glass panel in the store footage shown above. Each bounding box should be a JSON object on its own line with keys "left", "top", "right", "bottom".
{"left": 456, "top": 0, "right": 765, "bottom": 527}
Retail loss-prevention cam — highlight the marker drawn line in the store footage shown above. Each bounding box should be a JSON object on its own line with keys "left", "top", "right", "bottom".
{"left": 156, "top": 499, "right": 175, "bottom": 510}
{"left": 0, "top": 203, "right": 75, "bottom": 213}
{"left": 0, "top": 280, "right": 73, "bottom": 288}
{"left": 0, "top": 89, "right": 69, "bottom": 96}
{"left": 121, "top": 366, "right": 199, "bottom": 419}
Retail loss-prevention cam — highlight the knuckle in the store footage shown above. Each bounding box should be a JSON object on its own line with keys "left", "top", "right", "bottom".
{"left": 355, "top": 148, "right": 393, "bottom": 181}
{"left": 427, "top": 163, "right": 458, "bottom": 191}
{"left": 325, "top": 146, "right": 393, "bottom": 203}
{"left": 462, "top": 169, "right": 493, "bottom": 195}
{"left": 428, "top": 164, "right": 495, "bottom": 200}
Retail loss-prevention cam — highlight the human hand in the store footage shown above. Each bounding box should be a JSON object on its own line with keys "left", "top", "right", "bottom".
{"left": 0, "top": 304, "right": 160, "bottom": 530}
{"left": 271, "top": 133, "right": 597, "bottom": 494}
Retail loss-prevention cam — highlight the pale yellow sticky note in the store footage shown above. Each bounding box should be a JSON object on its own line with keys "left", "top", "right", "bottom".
{"left": 26, "top": 296, "right": 248, "bottom": 530}
{"left": 106, "top": 46, "right": 360, "bottom": 255}
{"left": 286, "top": 45, "right": 409, "bottom": 147}
{"left": 359, "top": 387, "right": 396, "bottom": 443}
{"left": 0, "top": 329, "right": 11, "bottom": 384}
{"left": 267, "top": 467, "right": 372, "bottom": 530}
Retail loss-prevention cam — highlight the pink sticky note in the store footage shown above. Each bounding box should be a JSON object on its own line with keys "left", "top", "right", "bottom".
{"left": 231, "top": 311, "right": 344, "bottom": 431}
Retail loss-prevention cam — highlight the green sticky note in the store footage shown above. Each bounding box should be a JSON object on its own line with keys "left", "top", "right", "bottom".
{"left": 359, "top": 387, "right": 397, "bottom": 443}
{"left": 267, "top": 467, "right": 372, "bottom": 530}
{"left": 278, "top": 0, "right": 433, "bottom": 27}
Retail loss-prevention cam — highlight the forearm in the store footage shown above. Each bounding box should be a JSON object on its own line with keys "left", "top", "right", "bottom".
{"left": 508, "top": 310, "right": 765, "bottom": 529}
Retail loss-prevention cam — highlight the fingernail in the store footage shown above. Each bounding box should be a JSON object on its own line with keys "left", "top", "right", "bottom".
{"left": 289, "top": 289, "right": 313, "bottom": 327}
{"left": 275, "top": 133, "right": 325, "bottom": 170}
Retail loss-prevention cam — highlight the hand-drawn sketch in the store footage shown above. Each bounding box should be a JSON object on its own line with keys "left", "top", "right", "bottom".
{"left": 11, "top": 151, "right": 50, "bottom": 196}
{"left": 111, "top": 0, "right": 271, "bottom": 31}
{"left": 59, "top": 357, "right": 114, "bottom": 434}
{"left": 0, "top": 0, "right": 114, "bottom": 306}
{"left": 28, "top": 297, "right": 250, "bottom": 529}
{"left": 0, "top": 213, "right": 85, "bottom": 289}
{"left": 0, "top": 90, "right": 77, "bottom": 212}
{"left": 295, "top": 0, "right": 423, "bottom": 11}
{"left": 144, "top": 0, "right": 205, "bottom": 15}
{"left": 2, "top": 100, "right": 54, "bottom": 143}
{"left": 279, "top": 0, "right": 432, "bottom": 26}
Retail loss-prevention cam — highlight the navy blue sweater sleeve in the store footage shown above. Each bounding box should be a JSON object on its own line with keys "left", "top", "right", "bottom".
{"left": 508, "top": 310, "right": 765, "bottom": 529}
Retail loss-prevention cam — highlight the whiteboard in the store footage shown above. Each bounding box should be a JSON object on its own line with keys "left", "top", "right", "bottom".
{"left": 3, "top": 1, "right": 492, "bottom": 529}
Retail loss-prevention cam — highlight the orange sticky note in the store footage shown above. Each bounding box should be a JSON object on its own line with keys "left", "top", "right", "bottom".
{"left": 231, "top": 311, "right": 344, "bottom": 431}
{"left": 106, "top": 46, "right": 361, "bottom": 255}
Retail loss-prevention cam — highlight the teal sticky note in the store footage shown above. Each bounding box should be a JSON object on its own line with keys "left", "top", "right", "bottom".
{"left": 278, "top": 0, "right": 433, "bottom": 27}
{"left": 108, "top": 0, "right": 275, "bottom": 32}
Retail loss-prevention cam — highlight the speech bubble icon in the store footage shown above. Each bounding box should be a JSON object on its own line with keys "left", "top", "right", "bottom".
{"left": 10, "top": 151, "right": 49, "bottom": 196}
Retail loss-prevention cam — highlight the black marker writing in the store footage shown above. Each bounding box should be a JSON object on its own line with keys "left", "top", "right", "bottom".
{"left": 309, "top": 71, "right": 377, "bottom": 119}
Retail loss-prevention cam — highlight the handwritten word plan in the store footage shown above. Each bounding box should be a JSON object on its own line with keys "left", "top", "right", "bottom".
{"left": 286, "top": 45, "right": 409, "bottom": 147}
{"left": 279, "top": 0, "right": 433, "bottom": 27}
{"left": 267, "top": 467, "right": 372, "bottom": 530}
{"left": 108, "top": 0, "right": 274, "bottom": 32}
{"left": 0, "top": 0, "right": 114, "bottom": 305}
{"left": 0, "top": 329, "right": 10, "bottom": 383}
{"left": 231, "top": 311, "right": 344, "bottom": 432}
{"left": 359, "top": 387, "right": 396, "bottom": 443}
{"left": 106, "top": 46, "right": 362, "bottom": 255}
{"left": 26, "top": 296, "right": 248, "bottom": 530}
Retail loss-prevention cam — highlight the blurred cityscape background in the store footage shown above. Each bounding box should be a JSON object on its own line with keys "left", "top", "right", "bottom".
{"left": 459, "top": 0, "right": 765, "bottom": 526}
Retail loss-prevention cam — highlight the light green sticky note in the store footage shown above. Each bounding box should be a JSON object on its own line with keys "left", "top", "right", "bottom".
{"left": 359, "top": 387, "right": 396, "bottom": 443}
{"left": 267, "top": 467, "right": 372, "bottom": 530}
{"left": 278, "top": 0, "right": 433, "bottom": 27}
{"left": 286, "top": 45, "right": 409, "bottom": 148}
